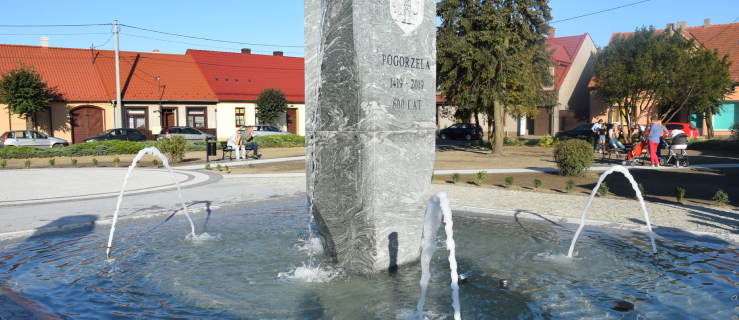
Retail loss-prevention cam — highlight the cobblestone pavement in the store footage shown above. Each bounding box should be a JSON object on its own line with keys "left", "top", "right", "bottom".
{"left": 244, "top": 176, "right": 739, "bottom": 239}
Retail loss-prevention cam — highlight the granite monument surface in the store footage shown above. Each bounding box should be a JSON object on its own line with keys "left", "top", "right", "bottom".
{"left": 305, "top": 0, "right": 436, "bottom": 273}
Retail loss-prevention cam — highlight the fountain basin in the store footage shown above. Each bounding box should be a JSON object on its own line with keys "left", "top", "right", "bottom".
{"left": 1, "top": 202, "right": 737, "bottom": 319}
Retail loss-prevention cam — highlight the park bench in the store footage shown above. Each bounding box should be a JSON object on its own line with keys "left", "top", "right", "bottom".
{"left": 220, "top": 141, "right": 255, "bottom": 160}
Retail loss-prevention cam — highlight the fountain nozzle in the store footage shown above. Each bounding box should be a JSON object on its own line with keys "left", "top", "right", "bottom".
{"left": 499, "top": 279, "right": 509, "bottom": 288}
{"left": 458, "top": 273, "right": 468, "bottom": 283}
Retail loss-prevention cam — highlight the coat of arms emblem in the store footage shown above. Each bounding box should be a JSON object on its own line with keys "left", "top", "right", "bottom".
{"left": 390, "top": 0, "right": 423, "bottom": 35}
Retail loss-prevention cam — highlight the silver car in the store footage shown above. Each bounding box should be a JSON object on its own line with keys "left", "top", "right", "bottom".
{"left": 0, "top": 130, "right": 69, "bottom": 148}
{"left": 157, "top": 126, "right": 216, "bottom": 142}
{"left": 239, "top": 125, "right": 291, "bottom": 136}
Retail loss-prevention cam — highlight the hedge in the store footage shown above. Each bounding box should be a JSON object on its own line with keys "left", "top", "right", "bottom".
{"left": 0, "top": 135, "right": 305, "bottom": 159}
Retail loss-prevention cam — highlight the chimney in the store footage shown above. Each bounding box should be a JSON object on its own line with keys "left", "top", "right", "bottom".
{"left": 704, "top": 19, "right": 712, "bottom": 27}
{"left": 153, "top": 49, "right": 160, "bottom": 53}
{"left": 676, "top": 21, "right": 688, "bottom": 29}
{"left": 548, "top": 28, "right": 555, "bottom": 38}
{"left": 666, "top": 23, "right": 676, "bottom": 30}
{"left": 40, "top": 36, "right": 49, "bottom": 47}
{"left": 241, "top": 48, "right": 251, "bottom": 54}
{"left": 273, "top": 51, "right": 283, "bottom": 56}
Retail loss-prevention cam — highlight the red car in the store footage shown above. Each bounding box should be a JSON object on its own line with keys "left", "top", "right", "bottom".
{"left": 663, "top": 123, "right": 699, "bottom": 138}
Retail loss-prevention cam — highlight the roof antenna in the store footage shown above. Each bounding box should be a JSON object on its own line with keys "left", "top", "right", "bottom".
{"left": 91, "top": 44, "right": 95, "bottom": 65}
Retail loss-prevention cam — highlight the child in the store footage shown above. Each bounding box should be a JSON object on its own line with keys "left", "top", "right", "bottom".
{"left": 598, "top": 124, "right": 608, "bottom": 153}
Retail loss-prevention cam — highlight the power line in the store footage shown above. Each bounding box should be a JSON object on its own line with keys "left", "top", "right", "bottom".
{"left": 119, "top": 24, "right": 303, "bottom": 48}
{"left": 551, "top": 0, "right": 650, "bottom": 24}
{"left": 0, "top": 33, "right": 110, "bottom": 36}
{"left": 0, "top": 24, "right": 112, "bottom": 27}
{"left": 93, "top": 33, "right": 115, "bottom": 48}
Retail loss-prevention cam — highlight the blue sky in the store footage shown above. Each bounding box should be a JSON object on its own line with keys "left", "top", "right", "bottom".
{"left": 0, "top": 0, "right": 736, "bottom": 56}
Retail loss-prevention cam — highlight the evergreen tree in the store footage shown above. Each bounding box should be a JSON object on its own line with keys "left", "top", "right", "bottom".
{"left": 0, "top": 62, "right": 51, "bottom": 129}
{"left": 437, "top": 0, "right": 556, "bottom": 154}
{"left": 254, "top": 88, "right": 289, "bottom": 125}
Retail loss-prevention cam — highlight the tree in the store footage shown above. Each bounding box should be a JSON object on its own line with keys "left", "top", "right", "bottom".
{"left": 437, "top": 0, "right": 556, "bottom": 154}
{"left": 254, "top": 88, "right": 288, "bottom": 125}
{"left": 592, "top": 26, "right": 733, "bottom": 140}
{"left": 0, "top": 62, "right": 51, "bottom": 130}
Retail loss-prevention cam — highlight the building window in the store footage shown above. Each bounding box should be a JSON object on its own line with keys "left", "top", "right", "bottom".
{"left": 235, "top": 108, "right": 245, "bottom": 127}
{"left": 187, "top": 108, "right": 207, "bottom": 128}
{"left": 126, "top": 108, "right": 147, "bottom": 129}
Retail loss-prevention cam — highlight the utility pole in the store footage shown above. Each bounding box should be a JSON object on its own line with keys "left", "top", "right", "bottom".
{"left": 114, "top": 20, "right": 123, "bottom": 128}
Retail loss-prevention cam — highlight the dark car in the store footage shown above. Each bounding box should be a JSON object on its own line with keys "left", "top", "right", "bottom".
{"left": 82, "top": 128, "right": 147, "bottom": 143}
{"left": 158, "top": 126, "right": 216, "bottom": 142}
{"left": 438, "top": 123, "right": 481, "bottom": 140}
{"left": 555, "top": 123, "right": 596, "bottom": 139}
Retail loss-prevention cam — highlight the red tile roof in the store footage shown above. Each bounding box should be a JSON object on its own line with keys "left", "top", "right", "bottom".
{"left": 0, "top": 44, "right": 108, "bottom": 102}
{"left": 187, "top": 49, "right": 304, "bottom": 102}
{"left": 94, "top": 50, "right": 217, "bottom": 101}
{"left": 546, "top": 34, "right": 589, "bottom": 91}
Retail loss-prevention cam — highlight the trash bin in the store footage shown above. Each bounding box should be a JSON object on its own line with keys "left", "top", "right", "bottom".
{"left": 207, "top": 140, "right": 217, "bottom": 157}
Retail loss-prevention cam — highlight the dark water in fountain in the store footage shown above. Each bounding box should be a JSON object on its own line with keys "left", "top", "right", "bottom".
{"left": 1, "top": 203, "right": 738, "bottom": 319}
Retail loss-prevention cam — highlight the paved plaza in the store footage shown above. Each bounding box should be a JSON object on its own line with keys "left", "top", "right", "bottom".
{"left": 1, "top": 161, "right": 738, "bottom": 244}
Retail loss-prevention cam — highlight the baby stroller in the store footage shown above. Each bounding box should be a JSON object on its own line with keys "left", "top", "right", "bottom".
{"left": 660, "top": 130, "right": 689, "bottom": 167}
{"left": 622, "top": 139, "right": 648, "bottom": 166}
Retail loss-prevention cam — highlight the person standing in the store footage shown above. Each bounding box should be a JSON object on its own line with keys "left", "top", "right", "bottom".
{"left": 242, "top": 126, "right": 261, "bottom": 159}
{"left": 592, "top": 119, "right": 604, "bottom": 153}
{"left": 647, "top": 119, "right": 662, "bottom": 167}
{"left": 609, "top": 124, "right": 627, "bottom": 156}
{"left": 228, "top": 130, "right": 246, "bottom": 160}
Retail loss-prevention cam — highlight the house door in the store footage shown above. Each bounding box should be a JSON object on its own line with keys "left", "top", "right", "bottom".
{"left": 163, "top": 109, "right": 176, "bottom": 127}
{"left": 71, "top": 106, "right": 104, "bottom": 144}
{"left": 534, "top": 107, "right": 550, "bottom": 136}
{"left": 286, "top": 108, "right": 298, "bottom": 134}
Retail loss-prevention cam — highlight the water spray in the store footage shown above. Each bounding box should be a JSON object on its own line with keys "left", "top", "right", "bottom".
{"left": 105, "top": 147, "right": 196, "bottom": 258}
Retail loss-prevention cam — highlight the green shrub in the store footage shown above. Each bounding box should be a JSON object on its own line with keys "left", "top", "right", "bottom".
{"left": 533, "top": 178, "right": 542, "bottom": 189}
{"left": 152, "top": 159, "right": 159, "bottom": 167}
{"left": 565, "top": 179, "right": 575, "bottom": 193}
{"left": 713, "top": 189, "right": 729, "bottom": 206}
{"left": 638, "top": 183, "right": 646, "bottom": 198}
{"left": 135, "top": 160, "right": 140, "bottom": 167}
{"left": 431, "top": 173, "right": 436, "bottom": 181}
{"left": 0, "top": 140, "right": 152, "bottom": 160}
{"left": 687, "top": 139, "right": 739, "bottom": 152}
{"left": 71, "top": 158, "right": 77, "bottom": 167}
{"left": 504, "top": 175, "right": 514, "bottom": 188}
{"left": 0, "top": 159, "right": 6, "bottom": 169}
{"left": 474, "top": 171, "right": 487, "bottom": 186}
{"left": 598, "top": 182, "right": 609, "bottom": 197}
{"left": 553, "top": 139, "right": 593, "bottom": 177}
{"left": 48, "top": 158, "right": 55, "bottom": 168}
{"left": 113, "top": 157, "right": 120, "bottom": 167}
{"left": 205, "top": 162, "right": 211, "bottom": 171}
{"left": 730, "top": 122, "right": 739, "bottom": 141}
{"left": 255, "top": 134, "right": 306, "bottom": 148}
{"left": 24, "top": 159, "right": 31, "bottom": 169}
{"left": 157, "top": 135, "right": 188, "bottom": 163}
{"left": 675, "top": 187, "right": 686, "bottom": 203}
{"left": 452, "top": 173, "right": 461, "bottom": 185}
{"left": 92, "top": 158, "right": 98, "bottom": 167}
{"left": 216, "top": 164, "right": 222, "bottom": 171}
{"left": 225, "top": 165, "right": 230, "bottom": 174}
{"left": 586, "top": 135, "right": 595, "bottom": 145}
{"left": 503, "top": 136, "right": 526, "bottom": 147}
{"left": 539, "top": 134, "right": 556, "bottom": 148}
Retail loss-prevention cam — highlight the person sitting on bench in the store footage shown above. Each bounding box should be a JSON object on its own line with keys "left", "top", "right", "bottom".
{"left": 242, "top": 126, "right": 260, "bottom": 159}
{"left": 228, "top": 129, "right": 247, "bottom": 160}
{"left": 608, "top": 124, "right": 627, "bottom": 156}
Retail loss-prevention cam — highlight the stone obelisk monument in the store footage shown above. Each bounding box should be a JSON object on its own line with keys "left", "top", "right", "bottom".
{"left": 305, "top": 0, "right": 436, "bottom": 273}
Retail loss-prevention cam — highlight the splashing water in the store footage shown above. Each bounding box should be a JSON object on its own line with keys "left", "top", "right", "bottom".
{"left": 567, "top": 165, "right": 658, "bottom": 258}
{"left": 277, "top": 262, "right": 342, "bottom": 283}
{"left": 417, "top": 191, "right": 461, "bottom": 320}
{"left": 105, "top": 147, "right": 197, "bottom": 258}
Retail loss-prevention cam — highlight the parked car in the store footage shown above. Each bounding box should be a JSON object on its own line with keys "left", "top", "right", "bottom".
{"left": 82, "top": 128, "right": 147, "bottom": 143}
{"left": 555, "top": 123, "right": 596, "bottom": 139}
{"left": 158, "top": 126, "right": 216, "bottom": 142}
{"left": 438, "top": 123, "right": 481, "bottom": 140}
{"left": 0, "top": 130, "right": 69, "bottom": 148}
{"left": 664, "top": 122, "right": 699, "bottom": 138}
{"left": 238, "top": 125, "right": 291, "bottom": 136}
